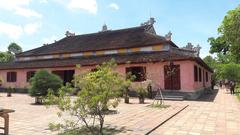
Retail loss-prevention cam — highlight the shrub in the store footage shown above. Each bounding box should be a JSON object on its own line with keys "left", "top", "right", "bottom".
{"left": 132, "top": 80, "right": 152, "bottom": 104}
{"left": 29, "top": 70, "right": 63, "bottom": 97}
{"left": 46, "top": 60, "right": 131, "bottom": 134}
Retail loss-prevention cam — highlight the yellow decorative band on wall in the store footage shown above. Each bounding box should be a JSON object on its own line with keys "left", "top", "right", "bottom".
{"left": 17, "top": 44, "right": 165, "bottom": 61}
{"left": 96, "top": 50, "right": 104, "bottom": 55}
{"left": 63, "top": 54, "right": 71, "bottom": 58}
{"left": 83, "top": 52, "right": 93, "bottom": 56}
{"left": 152, "top": 45, "right": 163, "bottom": 51}
{"left": 131, "top": 47, "right": 140, "bottom": 52}
{"left": 118, "top": 49, "right": 126, "bottom": 53}
{"left": 53, "top": 54, "right": 59, "bottom": 58}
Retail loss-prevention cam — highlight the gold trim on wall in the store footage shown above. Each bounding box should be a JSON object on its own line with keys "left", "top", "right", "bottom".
{"left": 131, "top": 47, "right": 140, "bottom": 52}
{"left": 83, "top": 52, "right": 92, "bottom": 56}
{"left": 118, "top": 49, "right": 126, "bottom": 53}
{"left": 17, "top": 44, "right": 166, "bottom": 61}
{"left": 63, "top": 54, "right": 71, "bottom": 58}
{"left": 152, "top": 45, "right": 163, "bottom": 51}
{"left": 96, "top": 51, "right": 104, "bottom": 55}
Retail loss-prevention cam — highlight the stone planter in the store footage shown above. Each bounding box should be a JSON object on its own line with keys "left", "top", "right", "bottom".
{"left": 7, "top": 92, "right": 11, "bottom": 97}
{"left": 35, "top": 96, "right": 43, "bottom": 104}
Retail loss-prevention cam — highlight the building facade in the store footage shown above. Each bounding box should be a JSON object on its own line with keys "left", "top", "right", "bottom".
{"left": 0, "top": 21, "right": 213, "bottom": 99}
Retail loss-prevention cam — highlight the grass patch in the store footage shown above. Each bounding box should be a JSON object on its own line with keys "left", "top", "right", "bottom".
{"left": 147, "top": 104, "right": 170, "bottom": 109}
{"left": 58, "top": 126, "right": 124, "bottom": 135}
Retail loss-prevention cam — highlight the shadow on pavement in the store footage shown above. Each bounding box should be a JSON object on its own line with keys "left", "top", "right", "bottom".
{"left": 197, "top": 89, "right": 219, "bottom": 102}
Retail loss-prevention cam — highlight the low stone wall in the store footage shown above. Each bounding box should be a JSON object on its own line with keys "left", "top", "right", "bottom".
{"left": 129, "top": 87, "right": 213, "bottom": 100}
{"left": 0, "top": 87, "right": 28, "bottom": 93}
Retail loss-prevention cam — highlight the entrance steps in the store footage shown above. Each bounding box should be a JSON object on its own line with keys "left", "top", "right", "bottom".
{"left": 162, "top": 91, "right": 185, "bottom": 101}
{"left": 163, "top": 95, "right": 184, "bottom": 101}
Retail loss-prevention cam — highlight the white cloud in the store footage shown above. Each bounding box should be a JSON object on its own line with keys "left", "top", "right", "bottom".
{"left": 108, "top": 3, "right": 119, "bottom": 10}
{"left": 0, "top": 0, "right": 31, "bottom": 10}
{"left": 0, "top": 21, "right": 42, "bottom": 39}
{"left": 14, "top": 7, "right": 42, "bottom": 18}
{"left": 0, "top": 0, "right": 42, "bottom": 18}
{"left": 67, "top": 0, "right": 97, "bottom": 14}
{"left": 24, "top": 23, "right": 41, "bottom": 35}
{"left": 40, "top": 0, "right": 48, "bottom": 4}
{"left": 0, "top": 21, "right": 23, "bottom": 39}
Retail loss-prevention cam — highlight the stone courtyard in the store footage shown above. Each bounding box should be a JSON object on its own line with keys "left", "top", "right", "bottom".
{"left": 0, "top": 88, "right": 240, "bottom": 135}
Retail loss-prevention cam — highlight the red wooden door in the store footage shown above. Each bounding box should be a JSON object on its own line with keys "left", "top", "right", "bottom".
{"left": 164, "top": 65, "right": 181, "bottom": 90}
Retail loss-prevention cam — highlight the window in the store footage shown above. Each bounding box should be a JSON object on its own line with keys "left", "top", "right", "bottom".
{"left": 206, "top": 72, "right": 208, "bottom": 82}
{"left": 7, "top": 72, "right": 17, "bottom": 82}
{"left": 199, "top": 68, "right": 202, "bottom": 82}
{"left": 194, "top": 65, "right": 198, "bottom": 82}
{"left": 126, "top": 66, "right": 146, "bottom": 82}
{"left": 27, "top": 71, "right": 35, "bottom": 82}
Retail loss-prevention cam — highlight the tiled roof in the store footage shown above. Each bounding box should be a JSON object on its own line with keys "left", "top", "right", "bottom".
{"left": 0, "top": 51, "right": 213, "bottom": 72}
{"left": 17, "top": 25, "right": 177, "bottom": 57}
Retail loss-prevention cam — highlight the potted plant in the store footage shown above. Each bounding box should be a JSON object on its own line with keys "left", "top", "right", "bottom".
{"left": 7, "top": 87, "right": 13, "bottom": 97}
{"left": 29, "top": 70, "right": 63, "bottom": 104}
{"left": 136, "top": 86, "right": 148, "bottom": 104}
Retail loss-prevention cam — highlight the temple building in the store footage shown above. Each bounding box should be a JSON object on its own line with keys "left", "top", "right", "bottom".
{"left": 0, "top": 18, "right": 213, "bottom": 99}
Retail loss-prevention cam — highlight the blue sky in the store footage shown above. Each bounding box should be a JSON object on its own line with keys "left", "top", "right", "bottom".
{"left": 0, "top": 0, "right": 239, "bottom": 58}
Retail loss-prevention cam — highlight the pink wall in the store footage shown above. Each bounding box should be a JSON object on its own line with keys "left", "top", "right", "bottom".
{"left": 0, "top": 67, "right": 75, "bottom": 89}
{"left": 192, "top": 62, "right": 212, "bottom": 90}
{"left": 0, "top": 60, "right": 212, "bottom": 92}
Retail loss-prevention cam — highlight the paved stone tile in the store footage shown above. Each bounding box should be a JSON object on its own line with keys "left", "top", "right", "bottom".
{"left": 1, "top": 88, "right": 240, "bottom": 135}
{"left": 152, "top": 88, "right": 240, "bottom": 135}
{"left": 0, "top": 93, "right": 185, "bottom": 135}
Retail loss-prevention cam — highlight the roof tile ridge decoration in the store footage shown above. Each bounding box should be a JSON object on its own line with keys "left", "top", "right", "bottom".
{"left": 143, "top": 24, "right": 156, "bottom": 35}
{"left": 70, "top": 25, "right": 147, "bottom": 37}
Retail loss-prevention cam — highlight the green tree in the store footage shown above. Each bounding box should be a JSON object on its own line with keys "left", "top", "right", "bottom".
{"left": 208, "top": 6, "right": 240, "bottom": 63}
{"left": 29, "top": 70, "right": 62, "bottom": 100}
{"left": 46, "top": 60, "right": 131, "bottom": 134}
{"left": 203, "top": 55, "right": 217, "bottom": 69}
{"left": 0, "top": 52, "right": 14, "bottom": 62}
{"left": 216, "top": 64, "right": 240, "bottom": 82}
{"left": 8, "top": 42, "right": 22, "bottom": 54}
{"left": 0, "top": 42, "right": 22, "bottom": 62}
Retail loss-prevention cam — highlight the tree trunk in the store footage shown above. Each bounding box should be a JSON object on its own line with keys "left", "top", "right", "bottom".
{"left": 99, "top": 116, "right": 104, "bottom": 135}
{"left": 139, "top": 97, "right": 144, "bottom": 104}
{"left": 124, "top": 96, "right": 129, "bottom": 103}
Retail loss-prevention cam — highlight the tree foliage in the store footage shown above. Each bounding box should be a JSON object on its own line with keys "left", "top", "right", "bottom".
{"left": 215, "top": 64, "right": 240, "bottom": 82}
{"left": 0, "top": 42, "right": 22, "bottom": 62}
{"left": 203, "top": 55, "right": 217, "bottom": 69}
{"left": 208, "top": 6, "right": 240, "bottom": 63}
{"left": 0, "top": 52, "right": 14, "bottom": 62}
{"left": 8, "top": 42, "right": 22, "bottom": 54}
{"left": 29, "top": 70, "right": 63, "bottom": 97}
{"left": 46, "top": 60, "right": 132, "bottom": 134}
